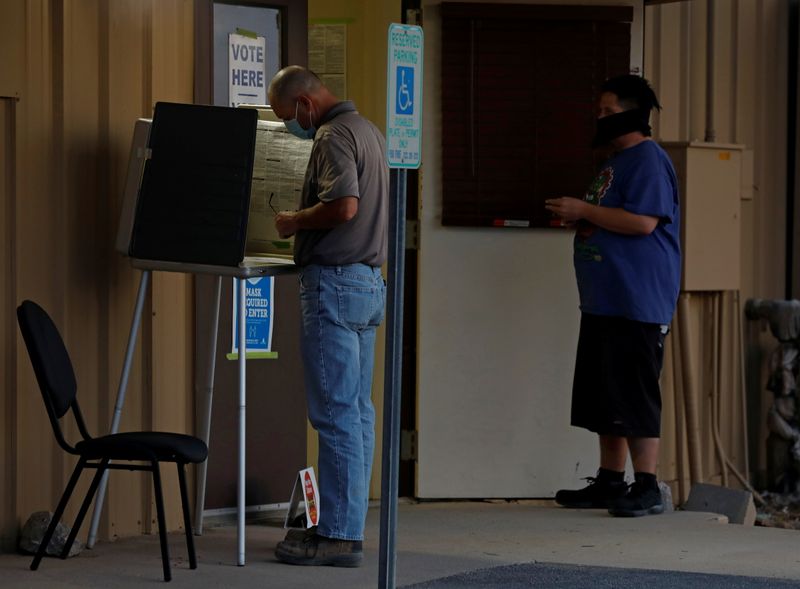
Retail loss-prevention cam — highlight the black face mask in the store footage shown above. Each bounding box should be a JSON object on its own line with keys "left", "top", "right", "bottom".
{"left": 591, "top": 108, "right": 652, "bottom": 148}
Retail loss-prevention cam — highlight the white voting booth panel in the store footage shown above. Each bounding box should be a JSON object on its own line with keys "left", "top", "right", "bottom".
{"left": 90, "top": 103, "right": 308, "bottom": 566}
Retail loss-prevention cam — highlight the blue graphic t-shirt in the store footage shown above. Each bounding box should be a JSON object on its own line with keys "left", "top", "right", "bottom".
{"left": 574, "top": 140, "right": 681, "bottom": 325}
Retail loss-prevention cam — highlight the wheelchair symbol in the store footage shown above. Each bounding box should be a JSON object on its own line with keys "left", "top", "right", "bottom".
{"left": 396, "top": 66, "right": 414, "bottom": 115}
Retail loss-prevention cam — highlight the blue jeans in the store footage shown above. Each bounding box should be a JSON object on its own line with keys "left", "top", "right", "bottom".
{"left": 298, "top": 264, "right": 386, "bottom": 540}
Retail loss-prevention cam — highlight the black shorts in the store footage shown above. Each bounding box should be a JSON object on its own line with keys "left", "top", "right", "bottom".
{"left": 571, "top": 313, "right": 667, "bottom": 438}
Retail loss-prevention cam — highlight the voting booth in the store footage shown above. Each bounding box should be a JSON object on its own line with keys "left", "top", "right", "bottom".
{"left": 116, "top": 102, "right": 311, "bottom": 265}
{"left": 89, "top": 101, "right": 311, "bottom": 566}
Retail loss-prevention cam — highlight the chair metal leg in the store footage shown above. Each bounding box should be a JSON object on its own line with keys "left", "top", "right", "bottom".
{"left": 60, "top": 459, "right": 110, "bottom": 559}
{"left": 31, "top": 457, "right": 86, "bottom": 571}
{"left": 176, "top": 463, "right": 197, "bottom": 569}
{"left": 151, "top": 460, "right": 172, "bottom": 582}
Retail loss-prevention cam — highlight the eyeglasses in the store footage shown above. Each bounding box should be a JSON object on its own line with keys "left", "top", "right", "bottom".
{"left": 269, "top": 192, "right": 278, "bottom": 215}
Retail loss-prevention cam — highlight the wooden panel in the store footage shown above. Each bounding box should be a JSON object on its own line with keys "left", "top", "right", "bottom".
{"left": 105, "top": 0, "right": 151, "bottom": 539}
{"left": 14, "top": 0, "right": 65, "bottom": 529}
{"left": 151, "top": 274, "right": 194, "bottom": 530}
{"left": 716, "top": 4, "right": 736, "bottom": 143}
{"left": 152, "top": 0, "right": 194, "bottom": 109}
{"left": 0, "top": 0, "right": 24, "bottom": 97}
{"left": 644, "top": 0, "right": 787, "bottom": 498}
{"left": 644, "top": 4, "right": 658, "bottom": 125}
{"left": 149, "top": 0, "right": 195, "bottom": 532}
{"left": 735, "top": 0, "right": 757, "bottom": 147}
{"left": 61, "top": 0, "right": 104, "bottom": 539}
{"left": 0, "top": 98, "right": 17, "bottom": 551}
{"left": 687, "top": 0, "right": 706, "bottom": 141}
{"left": 654, "top": 5, "right": 683, "bottom": 141}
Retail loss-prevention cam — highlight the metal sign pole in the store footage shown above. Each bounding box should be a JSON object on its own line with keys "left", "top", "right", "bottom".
{"left": 382, "top": 21, "right": 422, "bottom": 588}
{"left": 378, "top": 168, "right": 407, "bottom": 589}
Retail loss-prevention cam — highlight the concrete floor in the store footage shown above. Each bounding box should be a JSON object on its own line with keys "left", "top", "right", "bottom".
{"left": 2, "top": 500, "right": 800, "bottom": 588}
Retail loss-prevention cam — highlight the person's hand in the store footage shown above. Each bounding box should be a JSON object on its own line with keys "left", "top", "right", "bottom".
{"left": 545, "top": 197, "right": 587, "bottom": 225}
{"left": 275, "top": 211, "right": 299, "bottom": 238}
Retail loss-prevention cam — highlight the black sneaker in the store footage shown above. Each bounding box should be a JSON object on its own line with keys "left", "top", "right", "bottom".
{"left": 275, "top": 531, "right": 363, "bottom": 567}
{"left": 555, "top": 474, "right": 628, "bottom": 508}
{"left": 608, "top": 480, "right": 664, "bottom": 517}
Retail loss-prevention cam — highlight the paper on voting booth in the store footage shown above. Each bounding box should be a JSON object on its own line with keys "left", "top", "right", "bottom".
{"left": 284, "top": 467, "right": 320, "bottom": 529}
{"left": 246, "top": 119, "right": 312, "bottom": 258}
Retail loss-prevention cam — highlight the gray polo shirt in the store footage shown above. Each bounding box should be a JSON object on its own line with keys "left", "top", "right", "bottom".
{"left": 293, "top": 101, "right": 389, "bottom": 267}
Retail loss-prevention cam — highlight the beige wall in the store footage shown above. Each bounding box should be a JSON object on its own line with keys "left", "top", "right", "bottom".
{"left": 1, "top": 97, "right": 17, "bottom": 550}
{"left": 645, "top": 0, "right": 788, "bottom": 496}
{"left": 0, "top": 0, "right": 195, "bottom": 550}
{"left": 645, "top": 0, "right": 787, "bottom": 302}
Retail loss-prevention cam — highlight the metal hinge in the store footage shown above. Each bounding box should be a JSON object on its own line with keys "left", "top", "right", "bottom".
{"left": 405, "top": 219, "right": 419, "bottom": 250}
{"left": 401, "top": 429, "right": 418, "bottom": 461}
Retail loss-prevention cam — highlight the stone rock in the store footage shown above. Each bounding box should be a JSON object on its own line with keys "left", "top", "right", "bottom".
{"left": 683, "top": 483, "right": 756, "bottom": 525}
{"left": 18, "top": 511, "right": 83, "bottom": 557}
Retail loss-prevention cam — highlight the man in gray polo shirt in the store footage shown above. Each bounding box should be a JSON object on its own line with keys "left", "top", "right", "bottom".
{"left": 268, "top": 66, "right": 388, "bottom": 567}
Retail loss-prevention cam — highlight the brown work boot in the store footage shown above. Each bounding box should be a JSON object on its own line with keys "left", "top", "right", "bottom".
{"left": 275, "top": 530, "right": 363, "bottom": 567}
{"left": 283, "top": 526, "right": 317, "bottom": 542}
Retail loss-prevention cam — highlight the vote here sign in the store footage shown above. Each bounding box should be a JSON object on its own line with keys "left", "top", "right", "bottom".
{"left": 229, "top": 32, "right": 267, "bottom": 107}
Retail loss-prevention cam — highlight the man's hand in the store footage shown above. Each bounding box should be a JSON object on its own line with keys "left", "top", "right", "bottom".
{"left": 274, "top": 198, "right": 359, "bottom": 238}
{"left": 545, "top": 196, "right": 659, "bottom": 235}
{"left": 545, "top": 197, "right": 587, "bottom": 224}
{"left": 275, "top": 211, "right": 299, "bottom": 238}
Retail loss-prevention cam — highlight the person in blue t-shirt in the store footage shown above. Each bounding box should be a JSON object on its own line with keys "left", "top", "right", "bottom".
{"left": 545, "top": 75, "right": 681, "bottom": 517}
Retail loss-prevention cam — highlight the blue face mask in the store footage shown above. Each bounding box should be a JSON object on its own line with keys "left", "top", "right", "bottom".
{"left": 284, "top": 101, "right": 316, "bottom": 140}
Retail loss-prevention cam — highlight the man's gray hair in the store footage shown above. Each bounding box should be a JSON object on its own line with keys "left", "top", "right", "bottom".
{"left": 268, "top": 66, "right": 323, "bottom": 102}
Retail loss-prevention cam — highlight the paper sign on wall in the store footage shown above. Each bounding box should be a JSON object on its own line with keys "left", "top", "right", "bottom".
{"left": 284, "top": 467, "right": 320, "bottom": 529}
{"left": 229, "top": 31, "right": 267, "bottom": 107}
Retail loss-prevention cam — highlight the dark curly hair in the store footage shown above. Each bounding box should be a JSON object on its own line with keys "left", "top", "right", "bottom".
{"left": 600, "top": 75, "right": 662, "bottom": 113}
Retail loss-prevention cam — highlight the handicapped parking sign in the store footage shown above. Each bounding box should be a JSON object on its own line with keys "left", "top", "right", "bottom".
{"left": 386, "top": 24, "right": 423, "bottom": 169}
{"left": 395, "top": 66, "right": 414, "bottom": 115}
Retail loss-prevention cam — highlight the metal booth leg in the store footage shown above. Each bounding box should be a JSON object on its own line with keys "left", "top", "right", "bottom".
{"left": 87, "top": 269, "right": 151, "bottom": 548}
{"left": 194, "top": 275, "right": 223, "bottom": 535}
{"left": 237, "top": 277, "right": 247, "bottom": 566}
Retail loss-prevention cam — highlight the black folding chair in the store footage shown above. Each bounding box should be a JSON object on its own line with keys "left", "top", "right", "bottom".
{"left": 16, "top": 300, "right": 208, "bottom": 582}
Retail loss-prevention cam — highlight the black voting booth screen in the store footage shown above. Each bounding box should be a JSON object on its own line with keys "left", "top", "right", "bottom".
{"left": 130, "top": 102, "right": 258, "bottom": 266}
